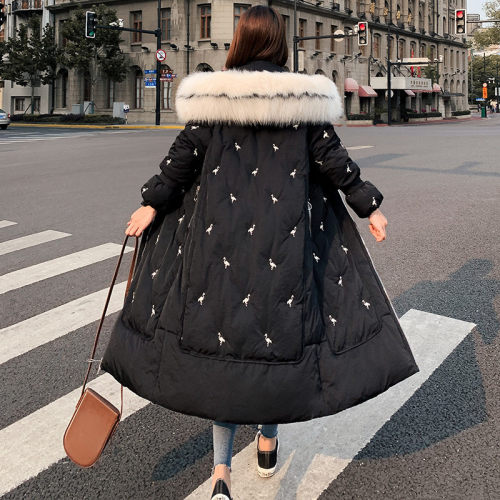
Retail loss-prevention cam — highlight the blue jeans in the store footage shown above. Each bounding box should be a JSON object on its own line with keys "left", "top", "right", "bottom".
{"left": 213, "top": 421, "right": 278, "bottom": 470}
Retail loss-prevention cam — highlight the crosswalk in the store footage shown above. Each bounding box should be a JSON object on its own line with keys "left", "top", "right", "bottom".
{"left": 0, "top": 130, "right": 136, "bottom": 145}
{"left": 0, "top": 219, "right": 477, "bottom": 498}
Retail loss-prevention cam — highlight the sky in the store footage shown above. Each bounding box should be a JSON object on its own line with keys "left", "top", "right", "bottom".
{"left": 467, "top": 0, "right": 487, "bottom": 17}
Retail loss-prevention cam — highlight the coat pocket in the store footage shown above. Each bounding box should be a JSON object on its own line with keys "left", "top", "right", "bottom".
{"left": 323, "top": 262, "right": 383, "bottom": 354}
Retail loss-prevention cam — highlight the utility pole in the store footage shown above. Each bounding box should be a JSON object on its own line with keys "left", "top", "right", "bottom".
{"left": 387, "top": 2, "right": 392, "bottom": 125}
{"left": 293, "top": 0, "right": 298, "bottom": 72}
{"left": 155, "top": 0, "right": 161, "bottom": 127}
{"left": 496, "top": 61, "right": 499, "bottom": 113}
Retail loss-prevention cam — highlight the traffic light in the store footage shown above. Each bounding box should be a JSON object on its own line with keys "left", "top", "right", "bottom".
{"left": 85, "top": 11, "right": 97, "bottom": 39}
{"left": 455, "top": 9, "right": 467, "bottom": 35}
{"left": 0, "top": 3, "right": 6, "bottom": 28}
{"left": 357, "top": 21, "right": 368, "bottom": 46}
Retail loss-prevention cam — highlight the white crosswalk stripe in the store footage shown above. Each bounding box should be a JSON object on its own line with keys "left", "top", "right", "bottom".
{"left": 0, "top": 220, "right": 18, "bottom": 229}
{"left": 0, "top": 230, "right": 70, "bottom": 256}
{"left": 0, "top": 242, "right": 134, "bottom": 294}
{"left": 0, "top": 281, "right": 128, "bottom": 364}
{"left": 0, "top": 130, "right": 139, "bottom": 145}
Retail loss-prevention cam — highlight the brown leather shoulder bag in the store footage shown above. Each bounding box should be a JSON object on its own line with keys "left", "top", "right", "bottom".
{"left": 63, "top": 234, "right": 139, "bottom": 468}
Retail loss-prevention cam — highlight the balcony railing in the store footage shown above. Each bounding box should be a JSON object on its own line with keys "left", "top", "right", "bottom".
{"left": 12, "top": 0, "right": 43, "bottom": 13}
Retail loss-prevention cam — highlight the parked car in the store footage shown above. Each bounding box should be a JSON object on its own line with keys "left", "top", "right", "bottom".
{"left": 0, "top": 109, "right": 11, "bottom": 130}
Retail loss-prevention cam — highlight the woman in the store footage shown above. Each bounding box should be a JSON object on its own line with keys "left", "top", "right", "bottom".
{"left": 101, "top": 6, "right": 419, "bottom": 499}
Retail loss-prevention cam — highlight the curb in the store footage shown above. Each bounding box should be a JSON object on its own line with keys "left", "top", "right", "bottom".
{"left": 10, "top": 123, "right": 185, "bottom": 130}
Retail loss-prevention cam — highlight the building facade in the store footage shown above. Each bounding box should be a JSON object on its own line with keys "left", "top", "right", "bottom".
{"left": 0, "top": 0, "right": 469, "bottom": 123}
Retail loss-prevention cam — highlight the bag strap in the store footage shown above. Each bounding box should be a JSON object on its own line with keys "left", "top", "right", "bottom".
{"left": 81, "top": 234, "right": 139, "bottom": 416}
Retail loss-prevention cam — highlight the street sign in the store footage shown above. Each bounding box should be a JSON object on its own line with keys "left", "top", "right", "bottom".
{"left": 475, "top": 98, "right": 485, "bottom": 101}
{"left": 333, "top": 29, "right": 345, "bottom": 41}
{"left": 144, "top": 69, "right": 157, "bottom": 74}
{"left": 144, "top": 78, "right": 156, "bottom": 88}
{"left": 156, "top": 49, "right": 167, "bottom": 62}
{"left": 401, "top": 57, "right": 430, "bottom": 64}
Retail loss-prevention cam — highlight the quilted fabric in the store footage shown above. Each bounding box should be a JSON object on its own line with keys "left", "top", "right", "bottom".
{"left": 101, "top": 60, "right": 419, "bottom": 424}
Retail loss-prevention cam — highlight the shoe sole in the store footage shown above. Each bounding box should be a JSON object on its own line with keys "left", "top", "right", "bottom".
{"left": 211, "top": 495, "right": 231, "bottom": 500}
{"left": 256, "top": 436, "right": 280, "bottom": 478}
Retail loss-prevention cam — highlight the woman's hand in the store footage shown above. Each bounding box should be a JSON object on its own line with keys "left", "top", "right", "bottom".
{"left": 125, "top": 205, "right": 157, "bottom": 237}
{"left": 368, "top": 209, "right": 387, "bottom": 242}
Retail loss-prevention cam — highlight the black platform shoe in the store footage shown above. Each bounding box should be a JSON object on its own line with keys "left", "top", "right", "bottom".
{"left": 210, "top": 478, "right": 232, "bottom": 500}
{"left": 256, "top": 430, "right": 279, "bottom": 478}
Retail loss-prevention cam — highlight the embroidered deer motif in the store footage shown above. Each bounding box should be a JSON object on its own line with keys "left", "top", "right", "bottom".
{"left": 223, "top": 257, "right": 230, "bottom": 269}
{"left": 269, "top": 258, "right": 277, "bottom": 270}
{"left": 346, "top": 165, "right": 352, "bottom": 173}
{"left": 191, "top": 125, "right": 199, "bottom": 129}
{"left": 313, "top": 253, "right": 320, "bottom": 263}
{"left": 272, "top": 144, "right": 279, "bottom": 152}
{"left": 198, "top": 292, "right": 205, "bottom": 305}
{"left": 323, "top": 130, "right": 330, "bottom": 139}
{"left": 151, "top": 305, "right": 156, "bottom": 317}
{"left": 248, "top": 224, "right": 255, "bottom": 235}
{"left": 362, "top": 299, "right": 371, "bottom": 309}
{"left": 242, "top": 294, "right": 250, "bottom": 307}
{"left": 341, "top": 245, "right": 349, "bottom": 254}
{"left": 151, "top": 269, "right": 159, "bottom": 279}
{"left": 287, "top": 294, "right": 294, "bottom": 307}
{"left": 328, "top": 315, "right": 337, "bottom": 325}
{"left": 212, "top": 165, "right": 220, "bottom": 175}
{"left": 320, "top": 221, "right": 324, "bottom": 231}
{"left": 290, "top": 226, "right": 297, "bottom": 237}
{"left": 193, "top": 148, "right": 198, "bottom": 156}
{"left": 234, "top": 142, "right": 241, "bottom": 151}
{"left": 271, "top": 194, "right": 278, "bottom": 204}
{"left": 230, "top": 193, "right": 237, "bottom": 204}
{"left": 338, "top": 275, "right": 343, "bottom": 286}
{"left": 206, "top": 224, "right": 213, "bottom": 235}
{"left": 372, "top": 197, "right": 378, "bottom": 207}
{"left": 177, "top": 245, "right": 182, "bottom": 256}
{"left": 178, "top": 214, "right": 185, "bottom": 225}
{"left": 293, "top": 123, "right": 299, "bottom": 129}
{"left": 218, "top": 332, "right": 226, "bottom": 345}
{"left": 264, "top": 334, "right": 273, "bottom": 346}
{"left": 290, "top": 169, "right": 297, "bottom": 178}
{"left": 252, "top": 168, "right": 259, "bottom": 176}
{"left": 315, "top": 160, "right": 323, "bottom": 165}
{"left": 141, "top": 186, "right": 148, "bottom": 193}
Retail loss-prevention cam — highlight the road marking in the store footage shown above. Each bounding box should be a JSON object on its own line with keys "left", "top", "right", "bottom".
{"left": 0, "top": 282, "right": 127, "bottom": 364}
{"left": 0, "top": 230, "right": 70, "bottom": 256}
{"left": 347, "top": 145, "right": 374, "bottom": 150}
{"left": 0, "top": 243, "right": 134, "bottom": 294}
{"left": 0, "top": 373, "right": 149, "bottom": 497}
{"left": 0, "top": 221, "right": 17, "bottom": 229}
{"left": 187, "top": 309, "right": 476, "bottom": 500}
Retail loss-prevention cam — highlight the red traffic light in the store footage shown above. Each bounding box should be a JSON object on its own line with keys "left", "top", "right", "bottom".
{"left": 358, "top": 22, "right": 366, "bottom": 31}
{"left": 456, "top": 9, "right": 465, "bottom": 19}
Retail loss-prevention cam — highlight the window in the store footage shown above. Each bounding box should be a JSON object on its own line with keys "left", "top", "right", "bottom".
{"left": 442, "top": 17, "right": 446, "bottom": 35}
{"left": 200, "top": 5, "right": 211, "bottom": 38}
{"left": 330, "top": 25, "right": 337, "bottom": 52}
{"left": 345, "top": 27, "right": 352, "bottom": 55}
{"left": 373, "top": 34, "right": 381, "bottom": 58}
{"left": 234, "top": 4, "right": 249, "bottom": 33}
{"left": 410, "top": 41, "right": 416, "bottom": 58}
{"left": 398, "top": 38, "right": 406, "bottom": 59}
{"left": 83, "top": 72, "right": 91, "bottom": 102}
{"left": 299, "top": 19, "right": 306, "bottom": 48}
{"left": 59, "top": 20, "right": 67, "bottom": 47}
{"left": 444, "top": 48, "right": 448, "bottom": 68}
{"left": 315, "top": 22, "right": 322, "bottom": 50}
{"left": 430, "top": 45, "right": 436, "bottom": 62}
{"left": 33, "top": 97, "right": 40, "bottom": 113}
{"left": 161, "top": 8, "right": 171, "bottom": 40}
{"left": 450, "top": 49, "right": 453, "bottom": 70}
{"left": 161, "top": 81, "right": 173, "bottom": 110}
{"left": 131, "top": 11, "right": 142, "bottom": 43}
{"left": 15, "top": 98, "right": 25, "bottom": 112}
{"left": 134, "top": 69, "right": 143, "bottom": 109}
{"left": 388, "top": 35, "right": 394, "bottom": 60}
{"left": 419, "top": 43, "right": 426, "bottom": 58}
{"left": 57, "top": 69, "right": 68, "bottom": 108}
{"left": 283, "top": 15, "right": 290, "bottom": 41}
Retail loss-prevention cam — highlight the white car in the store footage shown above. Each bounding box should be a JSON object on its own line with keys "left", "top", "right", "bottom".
{"left": 0, "top": 109, "right": 10, "bottom": 130}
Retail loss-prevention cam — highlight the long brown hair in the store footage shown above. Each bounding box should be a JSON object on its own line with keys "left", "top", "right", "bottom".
{"left": 225, "top": 6, "right": 288, "bottom": 69}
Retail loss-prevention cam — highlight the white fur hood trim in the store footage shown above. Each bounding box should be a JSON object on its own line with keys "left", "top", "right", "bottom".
{"left": 175, "top": 69, "right": 343, "bottom": 126}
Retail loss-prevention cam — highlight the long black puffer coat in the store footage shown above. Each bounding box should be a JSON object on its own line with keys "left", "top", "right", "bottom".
{"left": 101, "top": 60, "right": 419, "bottom": 424}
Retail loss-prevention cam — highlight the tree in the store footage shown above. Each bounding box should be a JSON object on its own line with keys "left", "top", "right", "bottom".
{"left": 61, "top": 5, "right": 128, "bottom": 105}
{"left": 473, "top": 1, "right": 500, "bottom": 48}
{"left": 468, "top": 54, "right": 500, "bottom": 103}
{"left": 0, "top": 17, "right": 61, "bottom": 114}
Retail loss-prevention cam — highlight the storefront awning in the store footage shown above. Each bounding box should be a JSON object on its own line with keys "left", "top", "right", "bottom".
{"left": 344, "top": 78, "right": 359, "bottom": 92}
{"left": 404, "top": 89, "right": 416, "bottom": 97}
{"left": 432, "top": 83, "right": 441, "bottom": 92}
{"left": 358, "top": 85, "right": 378, "bottom": 97}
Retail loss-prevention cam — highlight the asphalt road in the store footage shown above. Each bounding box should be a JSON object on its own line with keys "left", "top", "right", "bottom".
{"left": 0, "top": 118, "right": 499, "bottom": 499}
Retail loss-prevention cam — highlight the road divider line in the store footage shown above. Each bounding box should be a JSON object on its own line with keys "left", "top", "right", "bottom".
{"left": 0, "top": 221, "right": 17, "bottom": 229}
{"left": 0, "top": 373, "right": 150, "bottom": 497}
{"left": 347, "top": 145, "right": 374, "bottom": 150}
{"left": 187, "top": 309, "right": 476, "bottom": 500}
{"left": 0, "top": 230, "right": 70, "bottom": 256}
{"left": 0, "top": 243, "right": 134, "bottom": 294}
{"left": 0, "top": 282, "right": 127, "bottom": 365}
